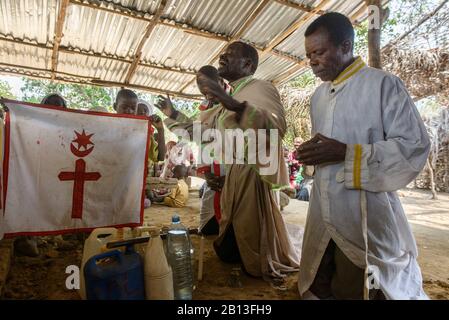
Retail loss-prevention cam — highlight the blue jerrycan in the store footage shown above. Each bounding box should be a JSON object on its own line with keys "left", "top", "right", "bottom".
{"left": 84, "top": 245, "right": 145, "bottom": 300}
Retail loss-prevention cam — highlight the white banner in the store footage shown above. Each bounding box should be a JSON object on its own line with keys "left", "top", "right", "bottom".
{"left": 1, "top": 99, "right": 150, "bottom": 236}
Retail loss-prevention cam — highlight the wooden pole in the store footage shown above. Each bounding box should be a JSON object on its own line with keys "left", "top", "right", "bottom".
{"left": 427, "top": 158, "right": 439, "bottom": 200}
{"left": 366, "top": 0, "right": 384, "bottom": 69}
{"left": 51, "top": 0, "right": 70, "bottom": 80}
{"left": 124, "top": 0, "right": 167, "bottom": 84}
{"left": 178, "top": 0, "right": 272, "bottom": 93}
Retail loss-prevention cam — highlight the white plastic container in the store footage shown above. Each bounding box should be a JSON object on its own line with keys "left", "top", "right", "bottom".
{"left": 79, "top": 227, "right": 118, "bottom": 300}
{"left": 133, "top": 226, "right": 154, "bottom": 257}
{"left": 144, "top": 229, "right": 174, "bottom": 300}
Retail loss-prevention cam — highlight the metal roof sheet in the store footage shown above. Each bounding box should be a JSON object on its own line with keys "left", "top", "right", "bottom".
{"left": 0, "top": 0, "right": 375, "bottom": 99}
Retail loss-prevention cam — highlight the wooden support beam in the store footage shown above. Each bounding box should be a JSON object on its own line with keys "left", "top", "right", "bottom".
{"left": 274, "top": 0, "right": 325, "bottom": 14}
{"left": 179, "top": 0, "right": 272, "bottom": 93}
{"left": 124, "top": 0, "right": 167, "bottom": 84}
{"left": 69, "top": 0, "right": 229, "bottom": 42}
{"left": 0, "top": 67, "right": 108, "bottom": 89}
{"left": 0, "top": 37, "right": 196, "bottom": 76}
{"left": 51, "top": 0, "right": 70, "bottom": 80}
{"left": 270, "top": 49, "right": 303, "bottom": 64}
{"left": 202, "top": 0, "right": 273, "bottom": 68}
{"left": 91, "top": 80, "right": 202, "bottom": 101}
{"left": 366, "top": 0, "right": 385, "bottom": 69}
{"left": 271, "top": 2, "right": 370, "bottom": 86}
{"left": 272, "top": 60, "right": 308, "bottom": 85}
{"left": 0, "top": 66, "right": 202, "bottom": 101}
{"left": 0, "top": 62, "right": 98, "bottom": 80}
{"left": 232, "top": 0, "right": 272, "bottom": 40}
{"left": 69, "top": 0, "right": 304, "bottom": 85}
{"left": 349, "top": 2, "right": 369, "bottom": 24}
{"left": 263, "top": 0, "right": 331, "bottom": 54}
{"left": 159, "top": 21, "right": 230, "bottom": 42}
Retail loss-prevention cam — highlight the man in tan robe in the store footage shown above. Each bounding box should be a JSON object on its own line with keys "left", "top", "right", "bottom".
{"left": 197, "top": 42, "right": 300, "bottom": 278}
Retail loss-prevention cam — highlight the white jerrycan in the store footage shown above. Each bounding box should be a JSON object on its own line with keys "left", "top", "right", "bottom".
{"left": 144, "top": 228, "right": 174, "bottom": 300}
{"left": 79, "top": 227, "right": 118, "bottom": 300}
{"left": 133, "top": 226, "right": 154, "bottom": 257}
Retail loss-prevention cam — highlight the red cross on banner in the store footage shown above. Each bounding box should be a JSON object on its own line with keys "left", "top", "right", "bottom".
{"left": 58, "top": 130, "right": 101, "bottom": 219}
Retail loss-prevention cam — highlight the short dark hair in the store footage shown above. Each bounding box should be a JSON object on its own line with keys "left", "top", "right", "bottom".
{"left": 197, "top": 65, "right": 220, "bottom": 81}
{"left": 115, "top": 88, "right": 137, "bottom": 102}
{"left": 41, "top": 93, "right": 67, "bottom": 108}
{"left": 231, "top": 41, "right": 259, "bottom": 73}
{"left": 173, "top": 164, "right": 187, "bottom": 177}
{"left": 305, "top": 12, "right": 355, "bottom": 48}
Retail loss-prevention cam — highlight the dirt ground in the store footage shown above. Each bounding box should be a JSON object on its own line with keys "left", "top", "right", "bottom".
{"left": 2, "top": 178, "right": 449, "bottom": 300}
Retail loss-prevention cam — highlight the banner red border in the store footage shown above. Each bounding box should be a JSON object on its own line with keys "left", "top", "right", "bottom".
{"left": 1, "top": 99, "right": 152, "bottom": 237}
{"left": 2, "top": 111, "right": 10, "bottom": 213}
{"left": 0, "top": 98, "right": 151, "bottom": 120}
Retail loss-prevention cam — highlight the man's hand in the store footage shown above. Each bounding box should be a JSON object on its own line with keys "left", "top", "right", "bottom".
{"left": 150, "top": 114, "right": 164, "bottom": 131}
{"left": 205, "top": 172, "right": 225, "bottom": 192}
{"left": 196, "top": 73, "right": 245, "bottom": 113}
{"left": 148, "top": 190, "right": 166, "bottom": 203}
{"left": 155, "top": 95, "right": 175, "bottom": 118}
{"left": 296, "top": 133, "right": 347, "bottom": 166}
{"left": 196, "top": 73, "right": 227, "bottom": 100}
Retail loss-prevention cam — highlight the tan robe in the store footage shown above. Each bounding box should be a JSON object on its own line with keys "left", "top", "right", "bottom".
{"left": 214, "top": 78, "right": 300, "bottom": 278}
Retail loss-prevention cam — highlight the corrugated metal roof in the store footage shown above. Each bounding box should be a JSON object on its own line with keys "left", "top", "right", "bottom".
{"left": 0, "top": 0, "right": 374, "bottom": 99}
{"left": 0, "top": 0, "right": 59, "bottom": 45}
{"left": 240, "top": 1, "right": 306, "bottom": 48}
{"left": 256, "top": 55, "right": 297, "bottom": 80}
{"left": 62, "top": 4, "right": 148, "bottom": 58}
{"left": 133, "top": 65, "right": 194, "bottom": 92}
{"left": 164, "top": 0, "right": 261, "bottom": 37}
{"left": 0, "top": 40, "right": 52, "bottom": 71}
{"left": 141, "top": 24, "right": 226, "bottom": 71}
{"left": 57, "top": 51, "right": 130, "bottom": 82}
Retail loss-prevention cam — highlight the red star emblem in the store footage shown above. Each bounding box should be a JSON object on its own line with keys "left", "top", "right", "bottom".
{"left": 72, "top": 129, "right": 94, "bottom": 150}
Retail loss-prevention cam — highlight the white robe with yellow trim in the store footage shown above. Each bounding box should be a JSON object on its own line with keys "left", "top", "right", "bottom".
{"left": 298, "top": 59, "right": 430, "bottom": 300}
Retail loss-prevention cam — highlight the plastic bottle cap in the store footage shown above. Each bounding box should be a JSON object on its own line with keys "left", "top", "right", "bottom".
{"left": 172, "top": 215, "right": 180, "bottom": 223}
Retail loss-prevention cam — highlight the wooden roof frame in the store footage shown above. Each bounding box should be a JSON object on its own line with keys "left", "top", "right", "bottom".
{"left": 1, "top": 0, "right": 373, "bottom": 98}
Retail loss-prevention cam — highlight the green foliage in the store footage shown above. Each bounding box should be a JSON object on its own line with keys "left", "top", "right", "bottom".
{"left": 0, "top": 80, "right": 16, "bottom": 99}
{"left": 21, "top": 78, "right": 115, "bottom": 111}
{"left": 288, "top": 70, "right": 317, "bottom": 89}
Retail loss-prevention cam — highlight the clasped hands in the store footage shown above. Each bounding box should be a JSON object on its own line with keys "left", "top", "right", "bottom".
{"left": 296, "top": 133, "right": 347, "bottom": 166}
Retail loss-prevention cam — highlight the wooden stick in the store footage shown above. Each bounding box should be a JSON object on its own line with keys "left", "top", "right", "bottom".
{"left": 198, "top": 235, "right": 205, "bottom": 281}
{"left": 51, "top": 0, "right": 70, "bottom": 80}
{"left": 124, "top": 0, "right": 167, "bottom": 84}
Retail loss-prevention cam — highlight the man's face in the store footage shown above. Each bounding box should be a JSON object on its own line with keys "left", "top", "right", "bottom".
{"left": 137, "top": 104, "right": 149, "bottom": 116}
{"left": 305, "top": 28, "right": 347, "bottom": 82}
{"left": 218, "top": 43, "right": 252, "bottom": 81}
{"left": 115, "top": 96, "right": 138, "bottom": 115}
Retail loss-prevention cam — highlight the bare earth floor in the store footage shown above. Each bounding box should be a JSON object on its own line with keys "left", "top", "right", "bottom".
{"left": 2, "top": 178, "right": 449, "bottom": 300}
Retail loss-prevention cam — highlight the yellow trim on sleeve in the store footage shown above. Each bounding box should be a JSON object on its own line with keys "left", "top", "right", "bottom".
{"left": 353, "top": 144, "right": 362, "bottom": 189}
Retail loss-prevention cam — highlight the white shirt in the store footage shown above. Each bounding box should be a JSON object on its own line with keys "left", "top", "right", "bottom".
{"left": 298, "top": 57, "right": 430, "bottom": 300}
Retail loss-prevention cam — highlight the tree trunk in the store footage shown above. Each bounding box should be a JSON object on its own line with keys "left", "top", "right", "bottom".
{"left": 427, "top": 158, "right": 438, "bottom": 200}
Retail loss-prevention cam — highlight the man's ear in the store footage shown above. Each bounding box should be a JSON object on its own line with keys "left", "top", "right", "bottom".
{"left": 243, "top": 57, "right": 253, "bottom": 74}
{"left": 341, "top": 39, "right": 353, "bottom": 55}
